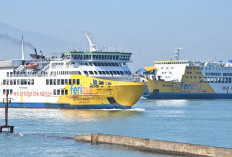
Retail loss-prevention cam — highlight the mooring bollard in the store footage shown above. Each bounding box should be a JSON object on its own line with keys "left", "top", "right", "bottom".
{"left": 0, "top": 93, "right": 14, "bottom": 133}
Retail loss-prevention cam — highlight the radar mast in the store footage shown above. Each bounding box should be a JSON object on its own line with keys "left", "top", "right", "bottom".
{"left": 84, "top": 31, "right": 96, "bottom": 52}
{"left": 174, "top": 46, "right": 182, "bottom": 60}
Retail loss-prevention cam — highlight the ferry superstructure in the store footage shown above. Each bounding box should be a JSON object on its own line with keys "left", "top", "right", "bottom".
{"left": 137, "top": 48, "right": 232, "bottom": 99}
{"left": 0, "top": 33, "right": 146, "bottom": 109}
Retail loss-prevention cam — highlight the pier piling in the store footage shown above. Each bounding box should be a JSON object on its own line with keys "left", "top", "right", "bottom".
{"left": 0, "top": 93, "right": 14, "bottom": 133}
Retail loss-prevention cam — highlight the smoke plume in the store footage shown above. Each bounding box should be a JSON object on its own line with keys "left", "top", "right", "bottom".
{"left": 0, "top": 33, "right": 36, "bottom": 49}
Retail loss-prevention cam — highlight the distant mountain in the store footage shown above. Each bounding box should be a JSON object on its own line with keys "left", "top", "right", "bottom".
{"left": 0, "top": 23, "right": 74, "bottom": 60}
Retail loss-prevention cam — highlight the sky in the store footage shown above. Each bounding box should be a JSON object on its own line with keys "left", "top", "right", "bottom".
{"left": 0, "top": 0, "right": 232, "bottom": 71}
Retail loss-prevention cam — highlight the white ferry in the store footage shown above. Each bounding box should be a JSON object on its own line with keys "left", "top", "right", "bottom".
{"left": 136, "top": 48, "right": 232, "bottom": 99}
{"left": 0, "top": 32, "right": 146, "bottom": 109}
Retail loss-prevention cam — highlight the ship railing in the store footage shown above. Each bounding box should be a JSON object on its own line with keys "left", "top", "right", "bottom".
{"left": 8, "top": 73, "right": 49, "bottom": 78}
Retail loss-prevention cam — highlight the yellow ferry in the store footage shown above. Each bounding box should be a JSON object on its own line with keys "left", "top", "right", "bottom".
{"left": 0, "top": 32, "right": 146, "bottom": 109}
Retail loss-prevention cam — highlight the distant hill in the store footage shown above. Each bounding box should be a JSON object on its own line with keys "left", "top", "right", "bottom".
{"left": 0, "top": 23, "right": 74, "bottom": 60}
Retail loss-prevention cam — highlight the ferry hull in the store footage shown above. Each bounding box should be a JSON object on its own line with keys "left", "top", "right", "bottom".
{"left": 144, "top": 93, "right": 232, "bottom": 99}
{"left": 0, "top": 103, "right": 132, "bottom": 109}
{"left": 0, "top": 75, "right": 146, "bottom": 109}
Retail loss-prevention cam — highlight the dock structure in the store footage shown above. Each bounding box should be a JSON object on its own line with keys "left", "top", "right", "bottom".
{"left": 74, "top": 134, "right": 232, "bottom": 157}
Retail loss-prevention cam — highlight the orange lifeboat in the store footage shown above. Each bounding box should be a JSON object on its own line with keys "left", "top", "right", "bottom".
{"left": 24, "top": 63, "right": 38, "bottom": 69}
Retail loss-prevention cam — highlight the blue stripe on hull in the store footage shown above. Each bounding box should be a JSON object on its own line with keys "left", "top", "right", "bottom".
{"left": 0, "top": 103, "right": 131, "bottom": 109}
{"left": 144, "top": 93, "right": 232, "bottom": 99}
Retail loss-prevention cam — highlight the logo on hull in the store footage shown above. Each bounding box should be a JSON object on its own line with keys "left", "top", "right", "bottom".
{"left": 70, "top": 84, "right": 93, "bottom": 95}
{"left": 180, "top": 82, "right": 201, "bottom": 92}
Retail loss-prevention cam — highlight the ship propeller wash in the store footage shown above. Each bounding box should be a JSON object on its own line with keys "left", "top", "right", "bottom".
{"left": 0, "top": 33, "right": 146, "bottom": 109}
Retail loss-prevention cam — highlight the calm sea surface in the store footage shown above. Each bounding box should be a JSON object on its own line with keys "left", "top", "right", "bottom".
{"left": 0, "top": 99, "right": 232, "bottom": 157}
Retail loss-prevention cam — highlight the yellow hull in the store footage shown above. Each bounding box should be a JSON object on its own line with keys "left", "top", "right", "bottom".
{"left": 57, "top": 75, "right": 146, "bottom": 109}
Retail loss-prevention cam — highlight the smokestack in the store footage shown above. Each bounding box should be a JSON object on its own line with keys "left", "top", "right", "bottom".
{"left": 21, "top": 35, "right": 25, "bottom": 60}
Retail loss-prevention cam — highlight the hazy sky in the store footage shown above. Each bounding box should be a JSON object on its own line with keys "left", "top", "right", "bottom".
{"left": 0, "top": 0, "right": 232, "bottom": 71}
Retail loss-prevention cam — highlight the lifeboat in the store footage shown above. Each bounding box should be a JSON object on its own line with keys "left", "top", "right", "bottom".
{"left": 24, "top": 63, "right": 38, "bottom": 69}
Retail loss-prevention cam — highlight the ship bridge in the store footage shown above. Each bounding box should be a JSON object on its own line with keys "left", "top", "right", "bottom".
{"left": 62, "top": 51, "right": 132, "bottom": 63}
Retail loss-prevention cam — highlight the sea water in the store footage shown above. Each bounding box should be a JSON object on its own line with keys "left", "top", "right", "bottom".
{"left": 0, "top": 99, "right": 232, "bottom": 157}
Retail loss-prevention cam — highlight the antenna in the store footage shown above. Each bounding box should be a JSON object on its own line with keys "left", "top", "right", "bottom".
{"left": 21, "top": 35, "right": 25, "bottom": 60}
{"left": 174, "top": 45, "right": 182, "bottom": 60}
{"left": 84, "top": 31, "right": 96, "bottom": 52}
{"left": 77, "top": 33, "right": 81, "bottom": 51}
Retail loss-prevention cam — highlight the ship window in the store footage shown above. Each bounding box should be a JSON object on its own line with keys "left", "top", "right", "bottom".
{"left": 17, "top": 79, "right": 20, "bottom": 85}
{"left": 102, "top": 71, "right": 106, "bottom": 75}
{"left": 113, "top": 71, "right": 117, "bottom": 75}
{"left": 57, "top": 79, "right": 60, "bottom": 85}
{"left": 99, "top": 71, "right": 102, "bottom": 75}
{"left": 3, "top": 80, "right": 6, "bottom": 85}
{"left": 106, "top": 82, "right": 112, "bottom": 85}
{"left": 3, "top": 89, "right": 6, "bottom": 95}
{"left": 50, "top": 79, "right": 53, "bottom": 85}
{"left": 109, "top": 71, "right": 113, "bottom": 75}
{"left": 120, "top": 71, "right": 124, "bottom": 75}
{"left": 94, "top": 71, "right": 98, "bottom": 75}
{"left": 65, "top": 90, "right": 68, "bottom": 95}
{"left": 14, "top": 79, "right": 16, "bottom": 85}
{"left": 53, "top": 89, "right": 56, "bottom": 95}
{"left": 99, "top": 81, "right": 104, "bottom": 85}
{"left": 116, "top": 71, "right": 120, "bottom": 75}
{"left": 69, "top": 79, "right": 72, "bottom": 85}
{"left": 72, "top": 79, "right": 76, "bottom": 85}
{"left": 93, "top": 79, "right": 97, "bottom": 85}
{"left": 89, "top": 71, "right": 94, "bottom": 75}
{"left": 65, "top": 79, "right": 68, "bottom": 85}
{"left": 84, "top": 71, "right": 88, "bottom": 75}
{"left": 10, "top": 89, "right": 12, "bottom": 95}
{"left": 46, "top": 79, "right": 49, "bottom": 85}
{"left": 106, "top": 71, "right": 110, "bottom": 75}
{"left": 53, "top": 79, "right": 56, "bottom": 85}
{"left": 31, "top": 79, "right": 34, "bottom": 85}
{"left": 57, "top": 89, "right": 60, "bottom": 95}
{"left": 27, "top": 79, "right": 31, "bottom": 85}
{"left": 61, "top": 79, "right": 64, "bottom": 85}
{"left": 61, "top": 89, "right": 64, "bottom": 95}
{"left": 77, "top": 79, "right": 80, "bottom": 85}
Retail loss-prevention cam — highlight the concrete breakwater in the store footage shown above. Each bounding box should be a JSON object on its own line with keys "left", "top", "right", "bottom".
{"left": 74, "top": 134, "right": 232, "bottom": 157}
